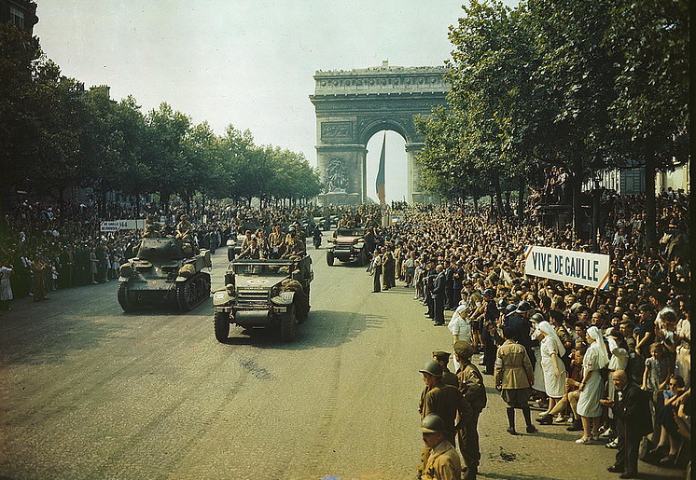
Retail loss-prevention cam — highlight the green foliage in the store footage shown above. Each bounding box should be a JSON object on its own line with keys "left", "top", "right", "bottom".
{"left": 418, "top": 0, "right": 687, "bottom": 233}
{"left": 0, "top": 26, "right": 321, "bottom": 211}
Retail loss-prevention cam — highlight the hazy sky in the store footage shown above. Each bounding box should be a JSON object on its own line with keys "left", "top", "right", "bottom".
{"left": 35, "top": 0, "right": 517, "bottom": 202}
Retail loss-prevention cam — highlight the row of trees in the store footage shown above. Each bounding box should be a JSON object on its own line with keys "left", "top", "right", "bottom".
{"left": 416, "top": 0, "right": 689, "bottom": 246}
{"left": 0, "top": 25, "right": 322, "bottom": 218}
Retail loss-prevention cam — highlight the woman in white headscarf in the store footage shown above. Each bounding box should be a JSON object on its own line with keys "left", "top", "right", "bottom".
{"left": 575, "top": 325, "right": 609, "bottom": 444}
{"left": 536, "top": 319, "right": 568, "bottom": 424}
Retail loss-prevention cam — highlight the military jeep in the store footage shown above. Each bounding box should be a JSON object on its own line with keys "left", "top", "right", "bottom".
{"left": 212, "top": 256, "right": 313, "bottom": 343}
{"left": 326, "top": 228, "right": 368, "bottom": 266}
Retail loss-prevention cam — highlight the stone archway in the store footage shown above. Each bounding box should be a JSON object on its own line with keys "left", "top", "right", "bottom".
{"left": 309, "top": 63, "right": 448, "bottom": 204}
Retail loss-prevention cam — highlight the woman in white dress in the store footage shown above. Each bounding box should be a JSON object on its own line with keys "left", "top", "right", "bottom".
{"left": 530, "top": 316, "right": 545, "bottom": 398}
{"left": 536, "top": 320, "right": 567, "bottom": 424}
{"left": 448, "top": 298, "right": 472, "bottom": 372}
{"left": 575, "top": 326, "right": 609, "bottom": 444}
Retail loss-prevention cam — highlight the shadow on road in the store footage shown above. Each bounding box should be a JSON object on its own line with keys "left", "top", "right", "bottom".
{"left": 219, "top": 309, "right": 384, "bottom": 351}
{"left": 479, "top": 473, "right": 561, "bottom": 480}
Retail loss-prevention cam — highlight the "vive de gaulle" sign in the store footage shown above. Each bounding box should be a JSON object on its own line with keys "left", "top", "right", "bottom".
{"left": 523, "top": 245, "right": 611, "bottom": 290}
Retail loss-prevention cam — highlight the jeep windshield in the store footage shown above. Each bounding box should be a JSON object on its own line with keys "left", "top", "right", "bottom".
{"left": 231, "top": 260, "right": 295, "bottom": 275}
{"left": 335, "top": 229, "right": 364, "bottom": 237}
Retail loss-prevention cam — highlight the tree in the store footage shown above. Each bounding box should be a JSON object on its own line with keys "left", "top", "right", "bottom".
{"left": 605, "top": 0, "right": 689, "bottom": 247}
{"left": 142, "top": 103, "right": 191, "bottom": 212}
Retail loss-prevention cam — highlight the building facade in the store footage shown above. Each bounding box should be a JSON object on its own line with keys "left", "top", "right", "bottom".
{"left": 0, "top": 0, "right": 38, "bottom": 34}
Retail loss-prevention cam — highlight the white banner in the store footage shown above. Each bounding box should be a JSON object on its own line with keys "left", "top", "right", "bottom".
{"left": 100, "top": 219, "right": 146, "bottom": 232}
{"left": 100, "top": 221, "right": 120, "bottom": 232}
{"left": 523, "top": 245, "right": 610, "bottom": 290}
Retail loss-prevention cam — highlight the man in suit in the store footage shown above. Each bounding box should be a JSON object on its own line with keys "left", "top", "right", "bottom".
{"left": 432, "top": 264, "right": 446, "bottom": 326}
{"left": 602, "top": 370, "right": 651, "bottom": 479}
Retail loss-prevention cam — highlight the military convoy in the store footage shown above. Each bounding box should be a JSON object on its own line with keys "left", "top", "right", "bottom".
{"left": 326, "top": 227, "right": 368, "bottom": 266}
{"left": 117, "top": 237, "right": 212, "bottom": 312}
{"left": 212, "top": 255, "right": 313, "bottom": 343}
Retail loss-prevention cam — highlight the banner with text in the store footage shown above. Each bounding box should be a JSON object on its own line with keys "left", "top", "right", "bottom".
{"left": 100, "top": 219, "right": 146, "bottom": 232}
{"left": 523, "top": 245, "right": 610, "bottom": 289}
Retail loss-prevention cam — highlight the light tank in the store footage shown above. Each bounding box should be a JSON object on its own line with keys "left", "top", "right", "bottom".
{"left": 117, "top": 237, "right": 212, "bottom": 312}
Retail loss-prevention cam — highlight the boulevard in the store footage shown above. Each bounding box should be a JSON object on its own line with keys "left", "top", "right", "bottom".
{"left": 0, "top": 245, "right": 680, "bottom": 480}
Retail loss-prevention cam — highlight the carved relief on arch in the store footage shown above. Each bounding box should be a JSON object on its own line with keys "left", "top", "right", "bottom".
{"left": 321, "top": 121, "right": 353, "bottom": 140}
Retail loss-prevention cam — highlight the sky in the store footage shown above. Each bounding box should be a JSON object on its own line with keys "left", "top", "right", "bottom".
{"left": 34, "top": 0, "right": 517, "bottom": 202}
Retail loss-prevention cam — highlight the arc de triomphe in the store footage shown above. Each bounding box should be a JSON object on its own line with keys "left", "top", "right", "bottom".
{"left": 310, "top": 63, "right": 448, "bottom": 204}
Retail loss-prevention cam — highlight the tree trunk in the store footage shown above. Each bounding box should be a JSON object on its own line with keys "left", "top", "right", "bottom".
{"left": 473, "top": 193, "right": 479, "bottom": 213}
{"left": 161, "top": 191, "right": 171, "bottom": 214}
{"left": 492, "top": 173, "right": 504, "bottom": 214}
{"left": 571, "top": 158, "right": 583, "bottom": 239}
{"left": 517, "top": 178, "right": 525, "bottom": 218}
{"left": 644, "top": 155, "right": 657, "bottom": 248}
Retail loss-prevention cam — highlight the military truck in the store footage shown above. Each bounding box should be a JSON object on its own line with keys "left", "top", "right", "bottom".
{"left": 326, "top": 227, "right": 368, "bottom": 266}
{"left": 117, "top": 237, "right": 212, "bottom": 312}
{"left": 212, "top": 255, "right": 313, "bottom": 343}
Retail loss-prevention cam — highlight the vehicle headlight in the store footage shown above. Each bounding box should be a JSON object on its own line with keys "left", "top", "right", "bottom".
{"left": 225, "top": 283, "right": 235, "bottom": 295}
{"left": 271, "top": 286, "right": 281, "bottom": 297}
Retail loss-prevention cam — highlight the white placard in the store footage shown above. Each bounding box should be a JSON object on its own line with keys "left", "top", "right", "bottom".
{"left": 99, "top": 219, "right": 146, "bottom": 232}
{"left": 100, "top": 221, "right": 119, "bottom": 232}
{"left": 523, "top": 245, "right": 610, "bottom": 289}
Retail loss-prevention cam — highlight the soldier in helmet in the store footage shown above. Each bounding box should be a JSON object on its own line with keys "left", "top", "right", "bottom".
{"left": 454, "top": 340, "right": 487, "bottom": 480}
{"left": 418, "top": 414, "right": 462, "bottom": 480}
{"left": 418, "top": 360, "right": 461, "bottom": 446}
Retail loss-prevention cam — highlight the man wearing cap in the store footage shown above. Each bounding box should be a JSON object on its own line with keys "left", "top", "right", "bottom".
{"left": 454, "top": 340, "right": 486, "bottom": 479}
{"left": 432, "top": 265, "right": 447, "bottom": 326}
{"left": 505, "top": 301, "right": 536, "bottom": 369}
{"left": 479, "top": 289, "right": 499, "bottom": 375}
{"left": 433, "top": 351, "right": 458, "bottom": 387}
{"left": 418, "top": 414, "right": 462, "bottom": 480}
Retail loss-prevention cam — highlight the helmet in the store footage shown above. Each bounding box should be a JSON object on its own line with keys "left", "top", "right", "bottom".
{"left": 453, "top": 340, "right": 474, "bottom": 360}
{"left": 530, "top": 312, "right": 545, "bottom": 324}
{"left": 497, "top": 298, "right": 508, "bottom": 309}
{"left": 515, "top": 301, "right": 532, "bottom": 313}
{"left": 421, "top": 414, "right": 447, "bottom": 433}
{"left": 483, "top": 288, "right": 495, "bottom": 298}
{"left": 505, "top": 304, "right": 517, "bottom": 316}
{"left": 418, "top": 360, "right": 443, "bottom": 377}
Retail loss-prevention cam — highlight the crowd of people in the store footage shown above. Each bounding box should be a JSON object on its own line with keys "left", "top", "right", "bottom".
{"left": 362, "top": 191, "right": 689, "bottom": 480}
{"left": 0, "top": 197, "right": 354, "bottom": 312}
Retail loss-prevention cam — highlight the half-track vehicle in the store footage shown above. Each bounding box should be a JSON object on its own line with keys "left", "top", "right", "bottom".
{"left": 117, "top": 237, "right": 212, "bottom": 312}
{"left": 326, "top": 227, "right": 368, "bottom": 266}
{"left": 212, "top": 255, "right": 313, "bottom": 343}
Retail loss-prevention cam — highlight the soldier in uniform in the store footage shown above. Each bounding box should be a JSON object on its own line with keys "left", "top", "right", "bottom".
{"left": 418, "top": 414, "right": 462, "bottom": 480}
{"left": 454, "top": 341, "right": 487, "bottom": 480}
{"left": 418, "top": 361, "right": 461, "bottom": 445}
{"left": 176, "top": 214, "right": 192, "bottom": 242}
{"left": 143, "top": 215, "right": 161, "bottom": 238}
{"left": 433, "top": 351, "right": 459, "bottom": 387}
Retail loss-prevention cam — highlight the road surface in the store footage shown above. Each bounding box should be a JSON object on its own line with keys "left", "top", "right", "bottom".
{"left": 0, "top": 245, "right": 682, "bottom": 480}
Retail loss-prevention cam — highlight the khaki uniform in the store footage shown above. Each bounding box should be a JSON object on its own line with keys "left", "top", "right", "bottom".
{"left": 457, "top": 362, "right": 487, "bottom": 469}
{"left": 442, "top": 369, "right": 459, "bottom": 388}
{"left": 494, "top": 340, "right": 534, "bottom": 389}
{"left": 421, "top": 440, "right": 462, "bottom": 480}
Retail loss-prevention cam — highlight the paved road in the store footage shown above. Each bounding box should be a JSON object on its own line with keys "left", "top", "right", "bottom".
{"left": 0, "top": 246, "right": 682, "bottom": 480}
